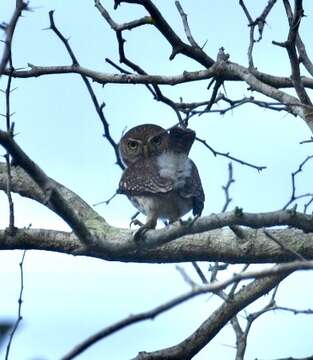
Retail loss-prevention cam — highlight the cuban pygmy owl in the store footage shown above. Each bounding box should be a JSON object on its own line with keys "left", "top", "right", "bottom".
{"left": 117, "top": 124, "right": 205, "bottom": 237}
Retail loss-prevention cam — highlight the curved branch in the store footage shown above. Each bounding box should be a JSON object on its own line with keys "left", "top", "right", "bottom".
{"left": 114, "top": 0, "right": 214, "bottom": 66}
{"left": 3, "top": 63, "right": 313, "bottom": 89}
{"left": 0, "top": 1, "right": 28, "bottom": 75}
{"left": 63, "top": 264, "right": 304, "bottom": 360}
{"left": 134, "top": 271, "right": 291, "bottom": 359}
{"left": 0, "top": 136, "right": 107, "bottom": 247}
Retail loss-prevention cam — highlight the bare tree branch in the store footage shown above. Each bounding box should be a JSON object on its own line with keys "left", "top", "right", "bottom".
{"left": 132, "top": 271, "right": 292, "bottom": 360}
{"left": 239, "top": 0, "right": 278, "bottom": 68}
{"left": 114, "top": 0, "right": 214, "bottom": 65}
{"left": 196, "top": 136, "right": 266, "bottom": 171}
{"left": 175, "top": 1, "right": 200, "bottom": 48}
{"left": 95, "top": 0, "right": 153, "bottom": 31}
{"left": 61, "top": 265, "right": 300, "bottom": 360}
{"left": 0, "top": 132, "right": 97, "bottom": 247}
{"left": 46, "top": 10, "right": 124, "bottom": 169}
{"left": 283, "top": 155, "right": 313, "bottom": 210}
{"left": 0, "top": 1, "right": 28, "bottom": 76}
{"left": 5, "top": 250, "right": 26, "bottom": 360}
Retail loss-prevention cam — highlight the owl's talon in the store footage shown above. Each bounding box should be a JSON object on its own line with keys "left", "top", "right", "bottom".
{"left": 133, "top": 226, "right": 150, "bottom": 242}
{"left": 130, "top": 218, "right": 143, "bottom": 228}
{"left": 180, "top": 216, "right": 199, "bottom": 227}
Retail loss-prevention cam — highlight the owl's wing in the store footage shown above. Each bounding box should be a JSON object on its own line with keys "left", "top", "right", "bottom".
{"left": 178, "top": 160, "right": 205, "bottom": 216}
{"left": 118, "top": 160, "right": 174, "bottom": 195}
{"left": 169, "top": 127, "right": 195, "bottom": 155}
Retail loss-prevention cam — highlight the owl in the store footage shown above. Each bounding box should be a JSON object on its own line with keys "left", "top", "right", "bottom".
{"left": 118, "top": 124, "right": 205, "bottom": 239}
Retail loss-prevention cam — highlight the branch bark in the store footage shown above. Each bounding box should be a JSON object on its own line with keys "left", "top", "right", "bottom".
{"left": 133, "top": 271, "right": 291, "bottom": 359}
{"left": 1, "top": 162, "right": 313, "bottom": 262}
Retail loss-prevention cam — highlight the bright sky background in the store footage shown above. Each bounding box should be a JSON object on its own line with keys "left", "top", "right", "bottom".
{"left": 1, "top": 1, "right": 313, "bottom": 359}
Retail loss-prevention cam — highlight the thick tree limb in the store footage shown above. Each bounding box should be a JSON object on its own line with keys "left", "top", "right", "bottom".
{"left": 1, "top": 223, "right": 313, "bottom": 264}
{"left": 0, "top": 132, "right": 101, "bottom": 247}
{"left": 1, "top": 162, "right": 313, "bottom": 262}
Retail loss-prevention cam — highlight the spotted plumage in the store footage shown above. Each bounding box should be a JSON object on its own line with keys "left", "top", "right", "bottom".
{"left": 117, "top": 124, "right": 204, "bottom": 237}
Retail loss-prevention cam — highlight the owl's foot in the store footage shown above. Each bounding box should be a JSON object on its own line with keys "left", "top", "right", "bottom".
{"left": 133, "top": 217, "right": 157, "bottom": 242}
{"left": 130, "top": 218, "right": 143, "bottom": 228}
{"left": 179, "top": 215, "right": 199, "bottom": 227}
{"left": 129, "top": 211, "right": 142, "bottom": 228}
{"left": 133, "top": 225, "right": 151, "bottom": 242}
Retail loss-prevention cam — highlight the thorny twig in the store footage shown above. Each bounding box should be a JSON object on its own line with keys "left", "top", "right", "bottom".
{"left": 273, "top": 306, "right": 313, "bottom": 315}
{"left": 283, "top": 155, "right": 313, "bottom": 210}
{"left": 2, "top": 61, "right": 15, "bottom": 232}
{"left": 273, "top": 0, "right": 312, "bottom": 108}
{"left": 282, "top": 0, "right": 313, "bottom": 78}
{"left": 95, "top": 1, "right": 185, "bottom": 125}
{"left": 196, "top": 136, "right": 266, "bottom": 172}
{"left": 239, "top": 0, "right": 278, "bottom": 68}
{"left": 176, "top": 95, "right": 289, "bottom": 119}
{"left": 115, "top": 29, "right": 184, "bottom": 125}
{"left": 5, "top": 250, "right": 26, "bottom": 360}
{"left": 0, "top": 1, "right": 29, "bottom": 76}
{"left": 47, "top": 11, "right": 124, "bottom": 169}
{"left": 221, "top": 162, "right": 235, "bottom": 212}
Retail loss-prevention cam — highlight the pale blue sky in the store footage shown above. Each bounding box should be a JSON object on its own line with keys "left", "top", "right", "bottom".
{"left": 1, "top": 1, "right": 313, "bottom": 359}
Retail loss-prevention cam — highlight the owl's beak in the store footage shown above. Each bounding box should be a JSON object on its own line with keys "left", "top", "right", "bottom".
{"left": 143, "top": 144, "right": 149, "bottom": 158}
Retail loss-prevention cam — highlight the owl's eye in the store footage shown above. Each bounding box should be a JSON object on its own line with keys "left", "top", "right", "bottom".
{"left": 127, "top": 140, "right": 139, "bottom": 150}
{"left": 150, "top": 135, "right": 162, "bottom": 145}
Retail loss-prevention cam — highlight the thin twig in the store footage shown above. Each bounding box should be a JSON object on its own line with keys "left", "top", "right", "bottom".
{"left": 115, "top": 30, "right": 184, "bottom": 125}
{"left": 175, "top": 1, "right": 199, "bottom": 47}
{"left": 48, "top": 11, "right": 124, "bottom": 169}
{"left": 196, "top": 136, "right": 266, "bottom": 172}
{"left": 191, "top": 262, "right": 208, "bottom": 284}
{"left": 176, "top": 265, "right": 198, "bottom": 287}
{"left": 264, "top": 229, "right": 306, "bottom": 261}
{"left": 3, "top": 56, "right": 15, "bottom": 232}
{"left": 95, "top": 0, "right": 152, "bottom": 31}
{"left": 239, "top": 0, "right": 277, "bottom": 69}
{"left": 0, "top": 1, "right": 28, "bottom": 76}
{"left": 283, "top": 155, "right": 313, "bottom": 210}
{"left": 221, "top": 162, "right": 235, "bottom": 212}
{"left": 5, "top": 250, "right": 26, "bottom": 360}
{"left": 93, "top": 191, "right": 117, "bottom": 207}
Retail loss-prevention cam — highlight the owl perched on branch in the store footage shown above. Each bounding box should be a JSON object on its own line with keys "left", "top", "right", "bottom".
{"left": 118, "top": 124, "right": 204, "bottom": 239}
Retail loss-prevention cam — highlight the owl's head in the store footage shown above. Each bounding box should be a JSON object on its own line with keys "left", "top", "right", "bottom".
{"left": 118, "top": 124, "right": 169, "bottom": 166}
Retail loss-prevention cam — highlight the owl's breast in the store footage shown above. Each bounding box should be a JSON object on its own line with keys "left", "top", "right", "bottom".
{"left": 157, "top": 152, "right": 192, "bottom": 189}
{"left": 129, "top": 193, "right": 193, "bottom": 222}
